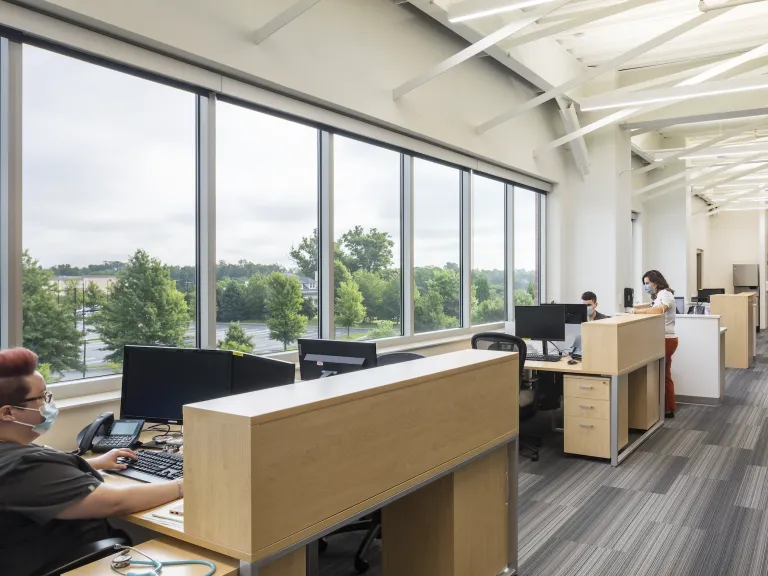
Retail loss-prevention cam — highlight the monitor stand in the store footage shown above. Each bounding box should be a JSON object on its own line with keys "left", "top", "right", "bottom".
{"left": 541, "top": 341, "right": 550, "bottom": 356}
{"left": 319, "top": 371, "right": 338, "bottom": 378}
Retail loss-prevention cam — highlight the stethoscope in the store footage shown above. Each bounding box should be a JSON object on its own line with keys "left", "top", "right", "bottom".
{"left": 110, "top": 545, "right": 216, "bottom": 576}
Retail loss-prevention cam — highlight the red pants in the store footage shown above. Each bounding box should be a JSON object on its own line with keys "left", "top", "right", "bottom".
{"left": 665, "top": 337, "right": 678, "bottom": 413}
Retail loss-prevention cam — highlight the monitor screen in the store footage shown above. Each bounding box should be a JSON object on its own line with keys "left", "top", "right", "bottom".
{"left": 515, "top": 305, "right": 566, "bottom": 342}
{"left": 698, "top": 288, "right": 725, "bottom": 303}
{"left": 121, "top": 346, "right": 232, "bottom": 424}
{"left": 542, "top": 303, "right": 588, "bottom": 324}
{"left": 298, "top": 339, "right": 377, "bottom": 380}
{"left": 230, "top": 352, "right": 295, "bottom": 395}
{"left": 675, "top": 297, "right": 685, "bottom": 314}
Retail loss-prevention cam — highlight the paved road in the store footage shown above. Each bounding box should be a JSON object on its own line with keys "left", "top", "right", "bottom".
{"left": 60, "top": 321, "right": 370, "bottom": 382}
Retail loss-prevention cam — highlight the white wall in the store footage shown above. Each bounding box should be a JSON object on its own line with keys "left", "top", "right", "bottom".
{"left": 643, "top": 186, "right": 688, "bottom": 300}
{"left": 708, "top": 211, "right": 761, "bottom": 294}
{"left": 690, "top": 197, "right": 710, "bottom": 294}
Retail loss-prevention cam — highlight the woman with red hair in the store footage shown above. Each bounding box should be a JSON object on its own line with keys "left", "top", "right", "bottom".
{"left": 0, "top": 348, "right": 182, "bottom": 576}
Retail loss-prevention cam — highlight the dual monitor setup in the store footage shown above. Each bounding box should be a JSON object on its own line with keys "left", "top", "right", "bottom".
{"left": 120, "top": 339, "right": 379, "bottom": 425}
{"left": 515, "top": 303, "right": 587, "bottom": 358}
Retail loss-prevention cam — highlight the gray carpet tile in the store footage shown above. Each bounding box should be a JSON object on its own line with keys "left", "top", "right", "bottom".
{"left": 319, "top": 334, "right": 768, "bottom": 576}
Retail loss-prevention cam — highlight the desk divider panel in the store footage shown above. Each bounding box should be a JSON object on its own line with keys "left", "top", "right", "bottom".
{"left": 183, "top": 350, "right": 519, "bottom": 563}
{"left": 582, "top": 315, "right": 665, "bottom": 375}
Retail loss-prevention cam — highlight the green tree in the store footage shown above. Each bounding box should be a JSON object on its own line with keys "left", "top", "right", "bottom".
{"left": 301, "top": 296, "right": 317, "bottom": 320}
{"left": 474, "top": 273, "right": 490, "bottom": 303}
{"left": 265, "top": 273, "right": 308, "bottom": 351}
{"left": 21, "top": 252, "right": 83, "bottom": 374}
{"left": 334, "top": 259, "right": 353, "bottom": 293}
{"left": 514, "top": 289, "right": 534, "bottom": 307}
{"left": 244, "top": 274, "right": 268, "bottom": 320}
{"left": 91, "top": 250, "right": 189, "bottom": 363}
{"left": 426, "top": 268, "right": 461, "bottom": 320}
{"left": 59, "top": 277, "right": 82, "bottom": 328}
{"left": 414, "top": 289, "right": 459, "bottom": 333}
{"left": 289, "top": 229, "right": 318, "bottom": 278}
{"left": 353, "top": 269, "right": 386, "bottom": 322}
{"left": 84, "top": 281, "right": 107, "bottom": 310}
{"left": 527, "top": 280, "right": 536, "bottom": 303}
{"left": 184, "top": 290, "right": 196, "bottom": 321}
{"left": 217, "top": 279, "right": 247, "bottom": 322}
{"left": 473, "top": 294, "right": 505, "bottom": 324}
{"left": 379, "top": 270, "right": 402, "bottom": 323}
{"left": 366, "top": 320, "right": 395, "bottom": 340}
{"left": 335, "top": 279, "right": 366, "bottom": 337}
{"left": 218, "top": 321, "right": 254, "bottom": 352}
{"left": 339, "top": 226, "right": 394, "bottom": 273}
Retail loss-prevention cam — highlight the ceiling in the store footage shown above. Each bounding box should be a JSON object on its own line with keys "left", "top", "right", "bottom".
{"left": 412, "top": 0, "right": 768, "bottom": 212}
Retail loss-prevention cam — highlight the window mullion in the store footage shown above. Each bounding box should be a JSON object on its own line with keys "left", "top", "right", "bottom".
{"left": 401, "top": 154, "right": 414, "bottom": 337}
{"left": 0, "top": 38, "right": 22, "bottom": 349}
{"left": 319, "top": 130, "right": 334, "bottom": 339}
{"left": 461, "top": 171, "right": 472, "bottom": 329}
{"left": 196, "top": 92, "right": 216, "bottom": 349}
{"left": 506, "top": 184, "right": 515, "bottom": 322}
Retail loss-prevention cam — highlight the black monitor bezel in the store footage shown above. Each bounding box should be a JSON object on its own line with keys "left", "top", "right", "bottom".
{"left": 515, "top": 304, "right": 567, "bottom": 342}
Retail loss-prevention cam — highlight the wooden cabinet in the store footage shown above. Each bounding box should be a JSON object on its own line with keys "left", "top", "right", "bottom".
{"left": 563, "top": 375, "right": 627, "bottom": 459}
{"left": 628, "top": 360, "right": 660, "bottom": 430}
{"left": 711, "top": 293, "right": 756, "bottom": 369}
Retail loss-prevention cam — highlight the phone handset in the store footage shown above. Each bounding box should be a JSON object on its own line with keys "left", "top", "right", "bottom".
{"left": 75, "top": 411, "right": 114, "bottom": 455}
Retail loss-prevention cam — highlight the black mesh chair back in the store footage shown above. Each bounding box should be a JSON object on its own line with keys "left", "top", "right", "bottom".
{"left": 376, "top": 352, "right": 426, "bottom": 366}
{"left": 471, "top": 332, "right": 527, "bottom": 381}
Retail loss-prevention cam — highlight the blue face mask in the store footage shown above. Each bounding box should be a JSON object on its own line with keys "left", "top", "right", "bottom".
{"left": 643, "top": 284, "right": 655, "bottom": 296}
{"left": 587, "top": 306, "right": 594, "bottom": 318}
{"left": 13, "top": 401, "right": 59, "bottom": 435}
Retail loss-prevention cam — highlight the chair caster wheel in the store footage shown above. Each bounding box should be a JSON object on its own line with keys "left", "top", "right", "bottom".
{"left": 354, "top": 558, "right": 370, "bottom": 573}
{"left": 531, "top": 454, "right": 539, "bottom": 462}
{"left": 318, "top": 538, "right": 328, "bottom": 553}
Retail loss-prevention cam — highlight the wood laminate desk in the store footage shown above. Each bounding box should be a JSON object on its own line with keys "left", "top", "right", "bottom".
{"left": 526, "top": 315, "right": 666, "bottom": 467}
{"left": 102, "top": 350, "right": 520, "bottom": 576}
{"left": 711, "top": 293, "right": 756, "bottom": 369}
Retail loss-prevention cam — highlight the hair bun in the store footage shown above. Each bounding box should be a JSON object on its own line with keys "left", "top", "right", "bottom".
{"left": 0, "top": 348, "right": 38, "bottom": 378}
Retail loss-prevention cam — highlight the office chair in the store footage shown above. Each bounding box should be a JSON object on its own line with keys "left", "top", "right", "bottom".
{"left": 320, "top": 351, "right": 426, "bottom": 573}
{"left": 31, "top": 534, "right": 131, "bottom": 576}
{"left": 471, "top": 333, "right": 542, "bottom": 461}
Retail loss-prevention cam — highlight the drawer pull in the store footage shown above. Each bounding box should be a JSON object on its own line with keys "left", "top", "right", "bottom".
{"left": 578, "top": 404, "right": 594, "bottom": 409}
{"left": 579, "top": 424, "right": 594, "bottom": 429}
{"left": 578, "top": 385, "right": 594, "bottom": 390}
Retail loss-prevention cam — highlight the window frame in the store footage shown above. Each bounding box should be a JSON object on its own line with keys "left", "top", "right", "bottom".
{"left": 0, "top": 30, "right": 548, "bottom": 398}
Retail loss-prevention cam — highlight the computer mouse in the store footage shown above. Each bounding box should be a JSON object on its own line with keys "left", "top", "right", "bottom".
{"left": 567, "top": 359, "right": 578, "bottom": 365}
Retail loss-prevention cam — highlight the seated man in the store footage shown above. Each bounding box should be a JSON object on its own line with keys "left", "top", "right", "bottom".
{"left": 581, "top": 291, "right": 609, "bottom": 321}
{"left": 0, "top": 347, "right": 183, "bottom": 576}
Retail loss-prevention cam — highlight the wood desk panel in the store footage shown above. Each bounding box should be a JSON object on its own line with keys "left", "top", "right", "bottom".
{"left": 582, "top": 315, "right": 664, "bottom": 375}
{"left": 184, "top": 350, "right": 519, "bottom": 562}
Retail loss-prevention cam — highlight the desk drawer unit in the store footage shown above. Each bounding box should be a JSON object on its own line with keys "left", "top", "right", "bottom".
{"left": 564, "top": 416, "right": 610, "bottom": 459}
{"left": 565, "top": 398, "right": 610, "bottom": 420}
{"left": 564, "top": 376, "right": 610, "bottom": 401}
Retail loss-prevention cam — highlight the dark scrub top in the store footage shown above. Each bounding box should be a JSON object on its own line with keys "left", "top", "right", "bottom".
{"left": 593, "top": 311, "right": 609, "bottom": 321}
{"left": 0, "top": 442, "right": 111, "bottom": 576}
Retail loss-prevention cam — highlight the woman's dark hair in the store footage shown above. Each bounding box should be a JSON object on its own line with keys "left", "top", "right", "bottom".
{"left": 0, "top": 348, "right": 38, "bottom": 407}
{"left": 643, "top": 270, "right": 674, "bottom": 295}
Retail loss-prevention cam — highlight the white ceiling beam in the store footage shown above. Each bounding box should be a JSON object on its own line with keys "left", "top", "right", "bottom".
{"left": 499, "top": 0, "right": 663, "bottom": 51}
{"left": 635, "top": 115, "right": 768, "bottom": 174}
{"left": 643, "top": 163, "right": 768, "bottom": 203}
{"left": 536, "top": 40, "right": 768, "bottom": 155}
{"left": 475, "top": 7, "right": 731, "bottom": 134}
{"left": 672, "top": 141, "right": 768, "bottom": 159}
{"left": 580, "top": 75, "right": 768, "bottom": 113}
{"left": 393, "top": 0, "right": 575, "bottom": 99}
{"left": 537, "top": 0, "right": 628, "bottom": 24}
{"left": 634, "top": 152, "right": 767, "bottom": 197}
{"left": 601, "top": 61, "right": 719, "bottom": 99}
{"left": 254, "top": 0, "right": 322, "bottom": 44}
{"left": 696, "top": 160, "right": 768, "bottom": 191}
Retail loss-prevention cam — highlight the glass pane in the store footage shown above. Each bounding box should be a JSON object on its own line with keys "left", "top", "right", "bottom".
{"left": 514, "top": 187, "right": 540, "bottom": 307}
{"left": 413, "top": 158, "right": 462, "bottom": 333}
{"left": 333, "top": 136, "right": 401, "bottom": 341}
{"left": 472, "top": 175, "right": 505, "bottom": 325}
{"left": 22, "top": 46, "right": 196, "bottom": 382}
{"left": 216, "top": 102, "right": 319, "bottom": 353}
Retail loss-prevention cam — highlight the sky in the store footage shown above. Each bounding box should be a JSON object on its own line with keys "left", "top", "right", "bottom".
{"left": 22, "top": 44, "right": 539, "bottom": 274}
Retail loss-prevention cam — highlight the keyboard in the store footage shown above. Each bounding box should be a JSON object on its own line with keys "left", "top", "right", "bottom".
{"left": 526, "top": 353, "right": 563, "bottom": 362}
{"left": 112, "top": 449, "right": 183, "bottom": 484}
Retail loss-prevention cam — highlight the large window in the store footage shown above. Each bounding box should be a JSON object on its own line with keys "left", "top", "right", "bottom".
{"left": 472, "top": 175, "right": 506, "bottom": 325}
{"left": 333, "top": 136, "right": 401, "bottom": 341}
{"left": 216, "top": 102, "right": 319, "bottom": 353}
{"left": 413, "top": 158, "right": 462, "bottom": 333}
{"left": 22, "top": 46, "right": 196, "bottom": 382}
{"left": 514, "top": 187, "right": 541, "bottom": 307}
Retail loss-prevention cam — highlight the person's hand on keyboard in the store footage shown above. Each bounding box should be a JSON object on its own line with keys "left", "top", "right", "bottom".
{"left": 87, "top": 448, "right": 138, "bottom": 471}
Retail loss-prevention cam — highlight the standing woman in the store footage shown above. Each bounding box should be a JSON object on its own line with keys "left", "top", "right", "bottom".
{"left": 631, "top": 270, "right": 678, "bottom": 418}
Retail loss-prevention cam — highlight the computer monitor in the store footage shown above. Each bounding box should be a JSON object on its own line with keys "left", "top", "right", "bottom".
{"left": 542, "top": 303, "right": 588, "bottom": 324}
{"left": 675, "top": 297, "right": 686, "bottom": 314}
{"left": 515, "top": 305, "right": 566, "bottom": 356}
{"left": 697, "top": 288, "right": 725, "bottom": 303}
{"left": 120, "top": 346, "right": 295, "bottom": 424}
{"left": 297, "top": 339, "right": 378, "bottom": 380}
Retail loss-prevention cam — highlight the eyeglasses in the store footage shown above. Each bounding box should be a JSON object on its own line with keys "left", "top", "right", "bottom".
{"left": 21, "top": 390, "right": 53, "bottom": 405}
